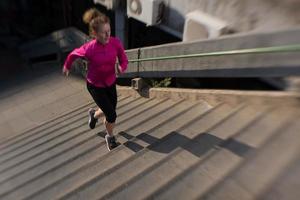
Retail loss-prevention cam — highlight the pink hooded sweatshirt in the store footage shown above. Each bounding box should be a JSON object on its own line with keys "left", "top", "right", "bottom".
{"left": 63, "top": 37, "right": 128, "bottom": 88}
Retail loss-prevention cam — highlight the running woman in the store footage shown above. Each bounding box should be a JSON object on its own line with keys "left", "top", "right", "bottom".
{"left": 62, "top": 8, "right": 128, "bottom": 151}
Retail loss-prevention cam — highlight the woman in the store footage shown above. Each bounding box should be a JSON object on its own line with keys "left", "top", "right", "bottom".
{"left": 62, "top": 8, "right": 128, "bottom": 151}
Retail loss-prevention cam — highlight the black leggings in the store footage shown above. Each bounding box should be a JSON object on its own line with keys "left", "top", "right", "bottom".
{"left": 87, "top": 82, "right": 117, "bottom": 123}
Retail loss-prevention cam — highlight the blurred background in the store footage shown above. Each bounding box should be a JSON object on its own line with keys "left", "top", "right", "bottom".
{"left": 1, "top": 0, "right": 300, "bottom": 89}
{"left": 0, "top": 2, "right": 300, "bottom": 199}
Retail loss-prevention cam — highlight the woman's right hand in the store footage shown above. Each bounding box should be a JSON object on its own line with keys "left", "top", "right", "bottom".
{"left": 62, "top": 67, "right": 70, "bottom": 76}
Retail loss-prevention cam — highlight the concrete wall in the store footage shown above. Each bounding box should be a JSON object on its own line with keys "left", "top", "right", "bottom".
{"left": 160, "top": 0, "right": 300, "bottom": 37}
{"left": 123, "top": 28, "right": 300, "bottom": 78}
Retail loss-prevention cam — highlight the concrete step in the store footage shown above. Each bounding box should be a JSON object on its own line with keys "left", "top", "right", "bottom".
{"left": 58, "top": 103, "right": 247, "bottom": 199}
{"left": 0, "top": 70, "right": 94, "bottom": 140}
{"left": 0, "top": 97, "right": 189, "bottom": 199}
{"left": 22, "top": 100, "right": 188, "bottom": 199}
{"left": 0, "top": 100, "right": 93, "bottom": 149}
{"left": 0, "top": 95, "right": 132, "bottom": 159}
{"left": 148, "top": 106, "right": 297, "bottom": 200}
{"left": 114, "top": 99, "right": 210, "bottom": 137}
{"left": 201, "top": 114, "right": 300, "bottom": 200}
{"left": 0, "top": 96, "right": 152, "bottom": 198}
{"left": 25, "top": 100, "right": 210, "bottom": 200}
{"left": 1, "top": 81, "right": 299, "bottom": 200}
{"left": 103, "top": 104, "right": 271, "bottom": 200}
{"left": 260, "top": 151, "right": 300, "bottom": 200}
{"left": 0, "top": 95, "right": 129, "bottom": 152}
{"left": 0, "top": 123, "right": 95, "bottom": 183}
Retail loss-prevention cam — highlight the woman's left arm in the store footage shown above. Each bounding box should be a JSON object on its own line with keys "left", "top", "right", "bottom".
{"left": 116, "top": 39, "right": 128, "bottom": 74}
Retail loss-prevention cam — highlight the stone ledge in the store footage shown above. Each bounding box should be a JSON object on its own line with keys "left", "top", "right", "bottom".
{"left": 117, "top": 86, "right": 300, "bottom": 106}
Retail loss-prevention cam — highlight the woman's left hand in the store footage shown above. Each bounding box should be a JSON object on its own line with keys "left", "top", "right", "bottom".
{"left": 116, "top": 65, "right": 122, "bottom": 76}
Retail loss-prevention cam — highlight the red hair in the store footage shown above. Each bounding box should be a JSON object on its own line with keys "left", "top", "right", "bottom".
{"left": 82, "top": 8, "right": 110, "bottom": 36}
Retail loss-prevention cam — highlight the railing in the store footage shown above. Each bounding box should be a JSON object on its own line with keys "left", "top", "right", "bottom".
{"left": 128, "top": 44, "right": 300, "bottom": 63}
{"left": 123, "top": 28, "right": 300, "bottom": 78}
{"left": 19, "top": 26, "right": 300, "bottom": 78}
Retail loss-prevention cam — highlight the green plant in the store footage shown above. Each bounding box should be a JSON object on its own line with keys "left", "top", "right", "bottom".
{"left": 150, "top": 78, "right": 172, "bottom": 88}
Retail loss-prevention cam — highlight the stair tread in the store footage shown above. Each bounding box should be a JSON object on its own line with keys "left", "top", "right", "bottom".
{"left": 148, "top": 107, "right": 296, "bottom": 200}
{"left": 1, "top": 82, "right": 299, "bottom": 200}
{"left": 201, "top": 115, "right": 300, "bottom": 200}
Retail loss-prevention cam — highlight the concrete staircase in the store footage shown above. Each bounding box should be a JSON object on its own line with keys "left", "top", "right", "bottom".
{"left": 2, "top": 26, "right": 300, "bottom": 199}
{"left": 0, "top": 76, "right": 299, "bottom": 199}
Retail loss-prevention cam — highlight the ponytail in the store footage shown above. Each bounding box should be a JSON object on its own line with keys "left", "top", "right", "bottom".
{"left": 82, "top": 8, "right": 110, "bottom": 36}
{"left": 83, "top": 8, "right": 102, "bottom": 25}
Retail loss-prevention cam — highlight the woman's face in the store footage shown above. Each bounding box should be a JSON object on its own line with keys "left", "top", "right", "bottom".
{"left": 96, "top": 23, "right": 111, "bottom": 45}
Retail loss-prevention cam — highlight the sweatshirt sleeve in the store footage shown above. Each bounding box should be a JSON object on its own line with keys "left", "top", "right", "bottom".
{"left": 115, "top": 38, "right": 128, "bottom": 73}
{"left": 63, "top": 42, "right": 89, "bottom": 70}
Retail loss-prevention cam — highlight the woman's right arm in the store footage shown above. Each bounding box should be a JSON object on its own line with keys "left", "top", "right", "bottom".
{"left": 62, "top": 43, "right": 90, "bottom": 76}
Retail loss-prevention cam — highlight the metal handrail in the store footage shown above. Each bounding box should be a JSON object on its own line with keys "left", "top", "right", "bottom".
{"left": 128, "top": 44, "right": 300, "bottom": 63}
